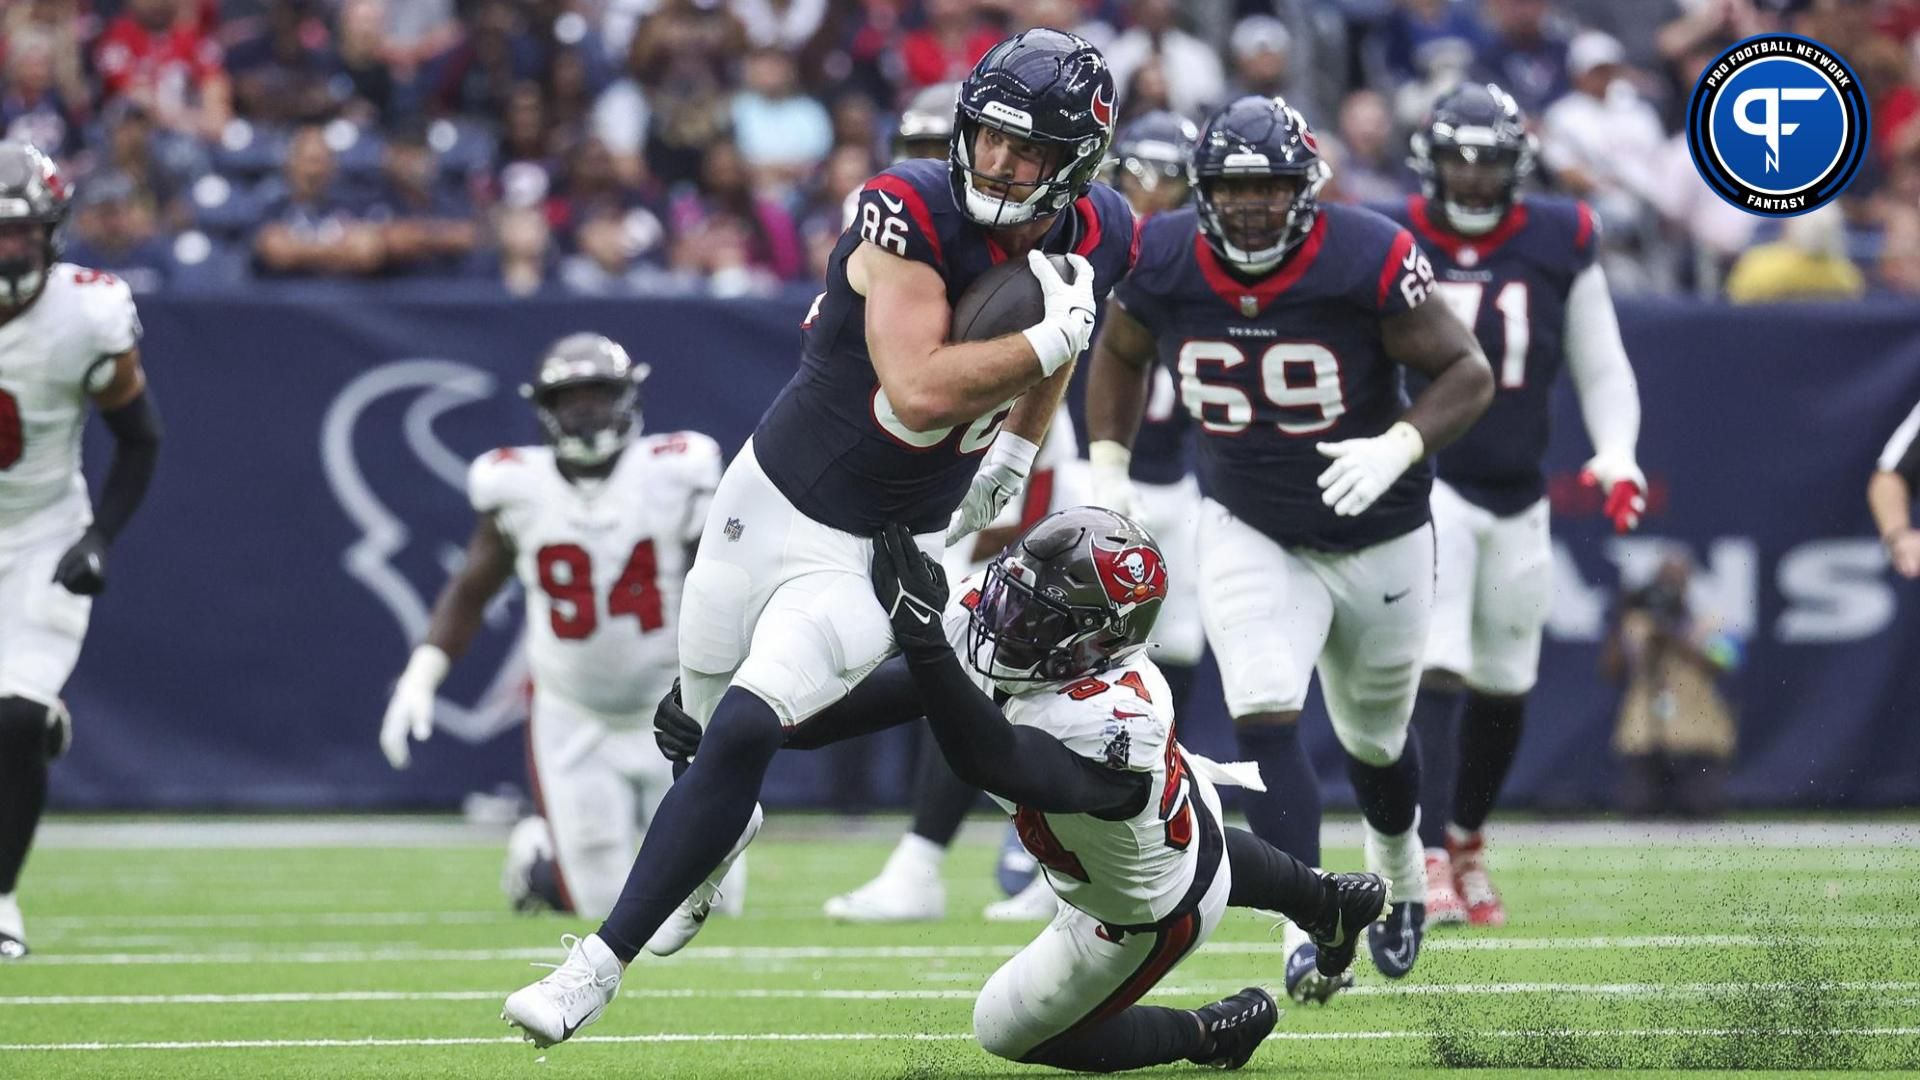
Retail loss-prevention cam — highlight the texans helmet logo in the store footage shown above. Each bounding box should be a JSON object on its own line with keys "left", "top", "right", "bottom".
{"left": 1299, "top": 124, "right": 1320, "bottom": 155}
{"left": 1093, "top": 544, "right": 1167, "bottom": 606}
{"left": 1091, "top": 85, "right": 1115, "bottom": 131}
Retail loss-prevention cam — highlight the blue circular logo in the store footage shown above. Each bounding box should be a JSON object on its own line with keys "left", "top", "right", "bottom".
{"left": 1687, "top": 34, "right": 1869, "bottom": 217}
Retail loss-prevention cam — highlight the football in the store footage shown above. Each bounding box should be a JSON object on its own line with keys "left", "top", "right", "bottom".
{"left": 949, "top": 253, "right": 1074, "bottom": 342}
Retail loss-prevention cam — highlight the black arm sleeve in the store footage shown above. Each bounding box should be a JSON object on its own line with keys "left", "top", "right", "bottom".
{"left": 904, "top": 650, "right": 1150, "bottom": 819}
{"left": 92, "top": 390, "right": 162, "bottom": 543}
{"left": 781, "top": 656, "right": 926, "bottom": 750}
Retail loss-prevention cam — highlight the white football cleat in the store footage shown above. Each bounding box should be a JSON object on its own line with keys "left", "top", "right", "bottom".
{"left": 0, "top": 894, "right": 24, "bottom": 959}
{"left": 644, "top": 803, "right": 763, "bottom": 956}
{"left": 982, "top": 875, "right": 1056, "bottom": 922}
{"left": 502, "top": 933, "right": 622, "bottom": 1048}
{"left": 823, "top": 834, "right": 947, "bottom": 923}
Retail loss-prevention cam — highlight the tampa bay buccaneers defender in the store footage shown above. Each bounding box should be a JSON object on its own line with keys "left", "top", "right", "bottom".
{"left": 0, "top": 142, "right": 162, "bottom": 959}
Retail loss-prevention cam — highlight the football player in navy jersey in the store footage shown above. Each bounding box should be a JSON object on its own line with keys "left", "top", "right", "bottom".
{"left": 1085, "top": 96, "right": 1494, "bottom": 1001}
{"left": 820, "top": 111, "right": 1209, "bottom": 927}
{"left": 1373, "top": 83, "right": 1645, "bottom": 930}
{"left": 503, "top": 28, "right": 1141, "bottom": 1048}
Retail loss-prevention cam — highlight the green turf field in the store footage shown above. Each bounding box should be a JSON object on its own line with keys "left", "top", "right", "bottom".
{"left": 3, "top": 817, "right": 1919, "bottom": 1079}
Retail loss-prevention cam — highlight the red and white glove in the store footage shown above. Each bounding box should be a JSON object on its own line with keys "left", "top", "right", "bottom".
{"left": 1581, "top": 451, "right": 1647, "bottom": 533}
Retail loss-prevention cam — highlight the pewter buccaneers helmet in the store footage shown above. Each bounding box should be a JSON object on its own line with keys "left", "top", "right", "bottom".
{"left": 519, "top": 333, "right": 650, "bottom": 467}
{"left": 0, "top": 141, "right": 71, "bottom": 308}
{"left": 967, "top": 506, "right": 1169, "bottom": 684}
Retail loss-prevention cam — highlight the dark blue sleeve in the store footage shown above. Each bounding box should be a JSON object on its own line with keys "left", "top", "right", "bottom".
{"left": 1077, "top": 183, "right": 1139, "bottom": 301}
{"left": 1337, "top": 206, "right": 1435, "bottom": 316}
{"left": 1112, "top": 212, "right": 1184, "bottom": 335}
{"left": 852, "top": 165, "right": 948, "bottom": 271}
{"left": 1571, "top": 200, "right": 1599, "bottom": 271}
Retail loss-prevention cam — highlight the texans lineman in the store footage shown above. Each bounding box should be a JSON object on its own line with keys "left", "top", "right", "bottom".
{"left": 502, "top": 28, "right": 1140, "bottom": 1046}
{"left": 377, "top": 333, "right": 737, "bottom": 928}
{"left": 0, "top": 143, "right": 163, "bottom": 959}
{"left": 1375, "top": 83, "right": 1644, "bottom": 927}
{"left": 1084, "top": 96, "right": 1493, "bottom": 1000}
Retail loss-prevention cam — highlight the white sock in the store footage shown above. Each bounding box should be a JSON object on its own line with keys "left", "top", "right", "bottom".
{"left": 1365, "top": 813, "right": 1428, "bottom": 906}
{"left": 581, "top": 932, "right": 624, "bottom": 977}
{"left": 884, "top": 833, "right": 947, "bottom": 879}
{"left": 0, "top": 893, "right": 20, "bottom": 940}
{"left": 1281, "top": 916, "right": 1311, "bottom": 954}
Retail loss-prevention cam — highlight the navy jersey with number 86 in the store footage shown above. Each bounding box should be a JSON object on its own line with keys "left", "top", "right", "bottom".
{"left": 755, "top": 158, "right": 1136, "bottom": 535}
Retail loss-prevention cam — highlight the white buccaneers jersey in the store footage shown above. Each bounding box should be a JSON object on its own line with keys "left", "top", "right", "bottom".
{"left": 0, "top": 264, "right": 141, "bottom": 535}
{"left": 943, "top": 579, "right": 1205, "bottom": 928}
{"left": 469, "top": 431, "right": 720, "bottom": 722}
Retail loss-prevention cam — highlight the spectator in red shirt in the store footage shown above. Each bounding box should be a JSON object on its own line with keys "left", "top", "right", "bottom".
{"left": 93, "top": 0, "right": 232, "bottom": 141}
{"left": 899, "top": 0, "right": 998, "bottom": 91}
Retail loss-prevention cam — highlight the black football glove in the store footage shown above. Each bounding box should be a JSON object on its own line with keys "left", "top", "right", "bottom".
{"left": 52, "top": 529, "right": 108, "bottom": 596}
{"left": 871, "top": 522, "right": 951, "bottom": 658}
{"left": 653, "top": 680, "right": 704, "bottom": 763}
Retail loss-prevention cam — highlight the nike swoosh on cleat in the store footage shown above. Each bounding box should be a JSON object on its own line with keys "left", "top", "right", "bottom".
{"left": 1322, "top": 914, "right": 1347, "bottom": 948}
{"left": 1383, "top": 588, "right": 1412, "bottom": 604}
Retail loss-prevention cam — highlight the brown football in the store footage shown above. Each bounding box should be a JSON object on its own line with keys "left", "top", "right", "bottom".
{"left": 948, "top": 254, "right": 1074, "bottom": 343}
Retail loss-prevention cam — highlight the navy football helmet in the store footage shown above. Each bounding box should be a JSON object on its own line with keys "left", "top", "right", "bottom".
{"left": 0, "top": 142, "right": 70, "bottom": 308}
{"left": 520, "top": 333, "right": 649, "bottom": 467}
{"left": 1108, "top": 110, "right": 1199, "bottom": 210}
{"left": 967, "top": 506, "right": 1166, "bottom": 685}
{"left": 1191, "top": 96, "right": 1328, "bottom": 273}
{"left": 949, "top": 28, "right": 1116, "bottom": 228}
{"left": 1409, "top": 83, "right": 1536, "bottom": 235}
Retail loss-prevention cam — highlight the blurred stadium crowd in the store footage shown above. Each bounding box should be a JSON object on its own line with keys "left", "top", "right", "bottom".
{"left": 7, "top": 0, "right": 1918, "bottom": 298}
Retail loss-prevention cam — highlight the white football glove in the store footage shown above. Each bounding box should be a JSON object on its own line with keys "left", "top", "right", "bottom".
{"left": 1580, "top": 450, "right": 1647, "bottom": 533}
{"left": 946, "top": 432, "right": 1039, "bottom": 544}
{"left": 379, "top": 645, "right": 449, "bottom": 769}
{"left": 1088, "top": 440, "right": 1140, "bottom": 519}
{"left": 1315, "top": 422, "right": 1425, "bottom": 518}
{"left": 1020, "top": 250, "right": 1096, "bottom": 377}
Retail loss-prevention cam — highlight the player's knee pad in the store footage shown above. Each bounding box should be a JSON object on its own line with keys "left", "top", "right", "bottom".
{"left": 677, "top": 561, "right": 753, "bottom": 678}
{"left": 0, "top": 696, "right": 65, "bottom": 761}
{"left": 971, "top": 995, "right": 1030, "bottom": 1062}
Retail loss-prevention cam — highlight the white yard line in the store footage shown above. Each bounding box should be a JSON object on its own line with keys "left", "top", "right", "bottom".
{"left": 32, "top": 911, "right": 501, "bottom": 930}
{"left": 7, "top": 981, "right": 1919, "bottom": 1008}
{"left": 33, "top": 817, "right": 1920, "bottom": 850}
{"left": 18, "top": 933, "right": 1862, "bottom": 966}
{"left": 6, "top": 1028, "right": 1920, "bottom": 1052}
